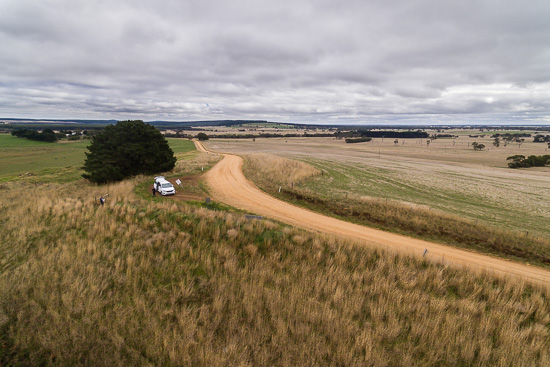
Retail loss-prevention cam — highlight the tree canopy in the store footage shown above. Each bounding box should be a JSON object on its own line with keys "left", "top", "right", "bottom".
{"left": 11, "top": 128, "right": 58, "bottom": 142}
{"left": 472, "top": 142, "right": 485, "bottom": 150}
{"left": 82, "top": 120, "right": 176, "bottom": 184}
{"left": 196, "top": 132, "right": 209, "bottom": 141}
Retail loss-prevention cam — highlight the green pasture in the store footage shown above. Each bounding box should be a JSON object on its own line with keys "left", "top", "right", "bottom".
{"left": 0, "top": 134, "right": 89, "bottom": 182}
{"left": 166, "top": 138, "right": 196, "bottom": 157}
{"left": 0, "top": 134, "right": 195, "bottom": 183}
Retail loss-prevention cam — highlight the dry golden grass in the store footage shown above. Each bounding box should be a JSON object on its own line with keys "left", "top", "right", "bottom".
{"left": 1, "top": 179, "right": 550, "bottom": 366}
{"left": 172, "top": 149, "right": 222, "bottom": 176}
{"left": 244, "top": 153, "right": 321, "bottom": 187}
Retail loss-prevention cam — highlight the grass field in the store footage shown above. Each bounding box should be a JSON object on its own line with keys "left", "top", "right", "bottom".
{"left": 205, "top": 135, "right": 550, "bottom": 238}
{"left": 166, "top": 138, "right": 197, "bottom": 157}
{"left": 0, "top": 134, "right": 90, "bottom": 182}
{"left": 1, "top": 173, "right": 549, "bottom": 366}
{"left": 0, "top": 134, "right": 195, "bottom": 183}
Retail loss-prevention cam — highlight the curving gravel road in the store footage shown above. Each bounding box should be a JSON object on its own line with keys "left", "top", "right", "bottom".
{"left": 196, "top": 141, "right": 550, "bottom": 286}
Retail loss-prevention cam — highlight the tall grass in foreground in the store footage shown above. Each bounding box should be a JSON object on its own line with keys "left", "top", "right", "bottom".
{"left": 244, "top": 154, "right": 550, "bottom": 268}
{"left": 0, "top": 179, "right": 549, "bottom": 366}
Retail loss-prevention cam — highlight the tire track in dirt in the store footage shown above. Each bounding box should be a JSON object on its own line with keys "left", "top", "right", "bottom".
{"left": 196, "top": 141, "right": 550, "bottom": 286}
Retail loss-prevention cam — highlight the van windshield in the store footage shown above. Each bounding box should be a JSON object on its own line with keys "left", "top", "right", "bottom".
{"left": 161, "top": 183, "right": 173, "bottom": 188}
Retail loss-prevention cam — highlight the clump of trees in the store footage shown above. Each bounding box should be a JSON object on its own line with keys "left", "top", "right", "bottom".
{"left": 492, "top": 133, "right": 531, "bottom": 139}
{"left": 82, "top": 120, "right": 176, "bottom": 184}
{"left": 11, "top": 128, "right": 58, "bottom": 142}
{"left": 533, "top": 134, "right": 550, "bottom": 143}
{"left": 491, "top": 133, "right": 529, "bottom": 147}
{"left": 507, "top": 155, "right": 550, "bottom": 168}
{"left": 345, "top": 137, "right": 372, "bottom": 144}
{"left": 472, "top": 142, "right": 485, "bottom": 150}
{"left": 196, "top": 132, "right": 209, "bottom": 141}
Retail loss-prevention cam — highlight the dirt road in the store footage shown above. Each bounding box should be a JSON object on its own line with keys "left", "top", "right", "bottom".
{"left": 196, "top": 141, "right": 550, "bottom": 286}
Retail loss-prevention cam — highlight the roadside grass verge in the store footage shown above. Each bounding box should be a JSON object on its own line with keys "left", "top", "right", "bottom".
{"left": 243, "top": 153, "right": 321, "bottom": 186}
{"left": 1, "top": 179, "right": 549, "bottom": 366}
{"left": 243, "top": 154, "right": 550, "bottom": 269}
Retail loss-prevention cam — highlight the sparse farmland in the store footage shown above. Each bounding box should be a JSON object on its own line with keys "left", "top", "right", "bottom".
{"left": 206, "top": 133, "right": 550, "bottom": 238}
{"left": 2, "top": 131, "right": 550, "bottom": 365}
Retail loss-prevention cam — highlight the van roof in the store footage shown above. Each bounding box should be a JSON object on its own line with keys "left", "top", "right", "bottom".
{"left": 155, "top": 177, "right": 171, "bottom": 184}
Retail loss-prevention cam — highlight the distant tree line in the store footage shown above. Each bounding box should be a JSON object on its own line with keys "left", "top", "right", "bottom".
{"left": 302, "top": 132, "right": 335, "bottom": 137}
{"left": 166, "top": 132, "right": 337, "bottom": 140}
{"left": 222, "top": 120, "right": 270, "bottom": 127}
{"left": 208, "top": 133, "right": 303, "bottom": 139}
{"left": 433, "top": 134, "right": 458, "bottom": 138}
{"left": 11, "top": 128, "right": 58, "bottom": 142}
{"left": 166, "top": 130, "right": 432, "bottom": 140}
{"left": 337, "top": 130, "right": 429, "bottom": 139}
{"left": 507, "top": 155, "right": 550, "bottom": 168}
{"left": 345, "top": 137, "right": 372, "bottom": 144}
{"left": 491, "top": 133, "right": 531, "bottom": 139}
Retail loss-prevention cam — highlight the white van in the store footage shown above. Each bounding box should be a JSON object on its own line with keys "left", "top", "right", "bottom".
{"left": 154, "top": 176, "right": 176, "bottom": 196}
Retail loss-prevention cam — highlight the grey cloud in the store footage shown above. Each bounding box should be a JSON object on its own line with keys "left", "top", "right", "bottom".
{"left": 0, "top": 0, "right": 549, "bottom": 124}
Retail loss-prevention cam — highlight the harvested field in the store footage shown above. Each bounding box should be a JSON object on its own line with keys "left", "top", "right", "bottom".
{"left": 204, "top": 135, "right": 550, "bottom": 237}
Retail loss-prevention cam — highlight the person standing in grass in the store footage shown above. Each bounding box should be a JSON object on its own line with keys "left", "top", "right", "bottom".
{"left": 99, "top": 196, "right": 105, "bottom": 206}
{"left": 152, "top": 186, "right": 156, "bottom": 197}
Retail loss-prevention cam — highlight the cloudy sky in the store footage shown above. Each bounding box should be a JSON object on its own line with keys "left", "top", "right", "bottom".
{"left": 1, "top": 0, "right": 549, "bottom": 125}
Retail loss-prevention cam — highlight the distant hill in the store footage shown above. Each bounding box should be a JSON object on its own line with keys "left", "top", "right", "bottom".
{"left": 0, "top": 118, "right": 281, "bottom": 129}
{"left": 2, "top": 118, "right": 549, "bottom": 132}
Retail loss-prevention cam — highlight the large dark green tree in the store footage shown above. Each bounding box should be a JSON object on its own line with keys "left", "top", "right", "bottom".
{"left": 82, "top": 120, "right": 176, "bottom": 184}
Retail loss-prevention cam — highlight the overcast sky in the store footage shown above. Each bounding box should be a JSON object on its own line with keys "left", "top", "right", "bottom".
{"left": 1, "top": 0, "right": 549, "bottom": 125}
